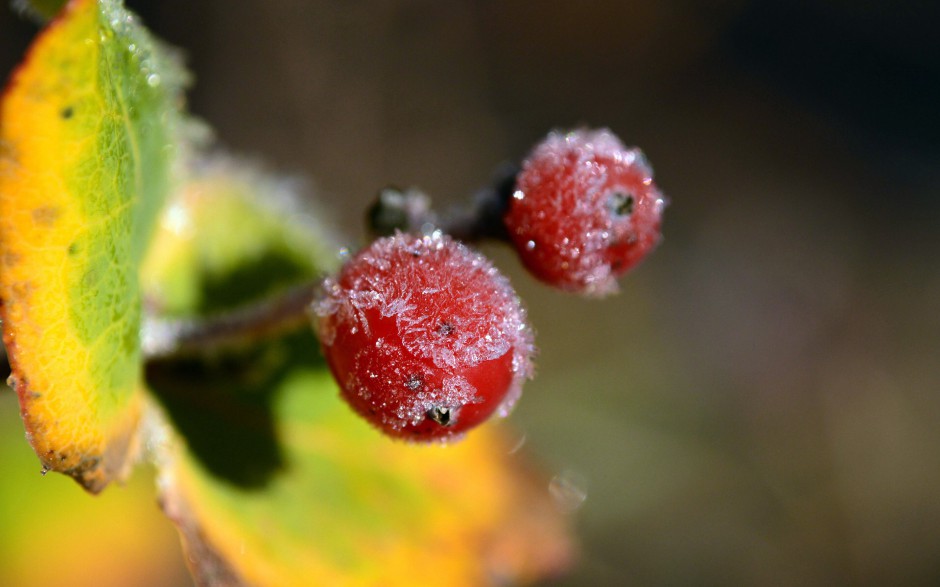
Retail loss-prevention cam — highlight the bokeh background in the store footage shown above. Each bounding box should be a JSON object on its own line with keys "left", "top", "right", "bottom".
{"left": 3, "top": 1, "right": 940, "bottom": 585}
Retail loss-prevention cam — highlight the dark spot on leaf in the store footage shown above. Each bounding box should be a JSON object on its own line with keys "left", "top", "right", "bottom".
{"left": 61, "top": 106, "right": 74, "bottom": 119}
{"left": 11, "top": 282, "right": 33, "bottom": 301}
{"left": 68, "top": 242, "right": 79, "bottom": 255}
{"left": 3, "top": 252, "right": 21, "bottom": 267}
{"left": 31, "top": 206, "right": 60, "bottom": 226}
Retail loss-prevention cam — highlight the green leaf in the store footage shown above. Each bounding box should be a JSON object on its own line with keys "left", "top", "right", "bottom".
{"left": 141, "top": 157, "right": 341, "bottom": 318}
{"left": 144, "top": 165, "right": 573, "bottom": 586}
{"left": 0, "top": 0, "right": 183, "bottom": 491}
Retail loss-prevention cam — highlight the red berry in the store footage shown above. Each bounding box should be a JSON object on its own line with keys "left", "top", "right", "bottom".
{"left": 314, "top": 233, "right": 534, "bottom": 441}
{"left": 504, "top": 128, "right": 666, "bottom": 296}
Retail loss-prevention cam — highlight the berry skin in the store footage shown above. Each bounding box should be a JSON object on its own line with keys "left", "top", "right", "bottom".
{"left": 504, "top": 128, "right": 666, "bottom": 296}
{"left": 314, "top": 233, "right": 534, "bottom": 441}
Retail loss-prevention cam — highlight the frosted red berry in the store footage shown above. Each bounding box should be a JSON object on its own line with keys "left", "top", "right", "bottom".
{"left": 504, "top": 128, "right": 666, "bottom": 296}
{"left": 314, "top": 233, "right": 534, "bottom": 441}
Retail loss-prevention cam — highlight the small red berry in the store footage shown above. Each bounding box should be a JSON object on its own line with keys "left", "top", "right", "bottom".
{"left": 504, "top": 128, "right": 666, "bottom": 296}
{"left": 314, "top": 233, "right": 534, "bottom": 441}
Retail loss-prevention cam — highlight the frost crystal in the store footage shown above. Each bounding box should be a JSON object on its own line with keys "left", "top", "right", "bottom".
{"left": 505, "top": 128, "right": 666, "bottom": 296}
{"left": 315, "top": 233, "right": 534, "bottom": 440}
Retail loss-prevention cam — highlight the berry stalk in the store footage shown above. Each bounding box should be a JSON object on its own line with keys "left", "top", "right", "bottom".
{"left": 366, "top": 163, "right": 519, "bottom": 243}
{"left": 142, "top": 280, "right": 323, "bottom": 360}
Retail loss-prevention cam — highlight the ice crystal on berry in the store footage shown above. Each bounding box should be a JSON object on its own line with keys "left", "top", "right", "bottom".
{"left": 315, "top": 233, "right": 534, "bottom": 441}
{"left": 504, "top": 128, "right": 666, "bottom": 296}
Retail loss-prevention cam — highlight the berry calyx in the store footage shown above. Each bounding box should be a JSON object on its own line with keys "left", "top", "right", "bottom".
{"left": 314, "top": 233, "right": 534, "bottom": 441}
{"left": 504, "top": 128, "right": 666, "bottom": 296}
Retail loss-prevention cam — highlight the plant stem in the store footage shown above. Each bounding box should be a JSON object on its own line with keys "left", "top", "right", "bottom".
{"left": 142, "top": 280, "right": 323, "bottom": 360}
{"left": 366, "top": 163, "right": 519, "bottom": 242}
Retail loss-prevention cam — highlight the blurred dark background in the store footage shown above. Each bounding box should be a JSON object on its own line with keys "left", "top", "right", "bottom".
{"left": 3, "top": 1, "right": 940, "bottom": 585}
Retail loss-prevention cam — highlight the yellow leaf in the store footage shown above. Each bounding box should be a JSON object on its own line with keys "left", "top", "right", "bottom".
{"left": 0, "top": 0, "right": 182, "bottom": 491}
{"left": 0, "top": 390, "right": 191, "bottom": 587}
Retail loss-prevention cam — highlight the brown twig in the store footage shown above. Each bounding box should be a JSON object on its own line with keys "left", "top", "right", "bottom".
{"left": 142, "top": 280, "right": 323, "bottom": 360}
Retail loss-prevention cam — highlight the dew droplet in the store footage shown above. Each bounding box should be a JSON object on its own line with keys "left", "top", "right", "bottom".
{"left": 163, "top": 202, "right": 191, "bottom": 235}
{"left": 507, "top": 432, "right": 527, "bottom": 454}
{"left": 549, "top": 470, "right": 588, "bottom": 512}
{"left": 146, "top": 73, "right": 161, "bottom": 87}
